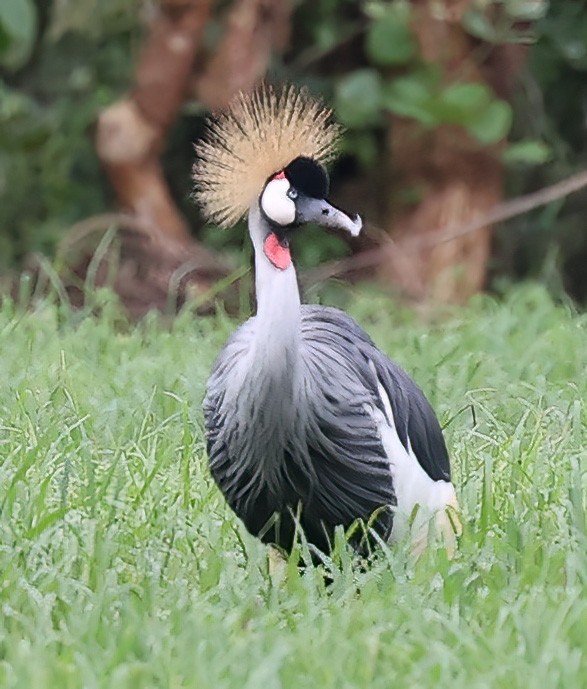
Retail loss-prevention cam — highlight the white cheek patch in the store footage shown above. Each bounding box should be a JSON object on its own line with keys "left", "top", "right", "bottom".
{"left": 260, "top": 178, "right": 296, "bottom": 226}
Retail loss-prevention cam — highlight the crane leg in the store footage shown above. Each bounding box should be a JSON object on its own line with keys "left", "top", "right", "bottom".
{"left": 268, "top": 545, "right": 287, "bottom": 583}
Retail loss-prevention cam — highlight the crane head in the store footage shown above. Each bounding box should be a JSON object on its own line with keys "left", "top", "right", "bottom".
{"left": 260, "top": 156, "right": 362, "bottom": 238}
{"left": 193, "top": 84, "right": 360, "bottom": 234}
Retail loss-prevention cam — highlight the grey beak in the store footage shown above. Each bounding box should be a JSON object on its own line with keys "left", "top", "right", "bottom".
{"left": 296, "top": 196, "right": 362, "bottom": 237}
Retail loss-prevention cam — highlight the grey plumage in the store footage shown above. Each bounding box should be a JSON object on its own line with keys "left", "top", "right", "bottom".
{"left": 196, "top": 86, "right": 458, "bottom": 556}
{"left": 205, "top": 304, "right": 451, "bottom": 553}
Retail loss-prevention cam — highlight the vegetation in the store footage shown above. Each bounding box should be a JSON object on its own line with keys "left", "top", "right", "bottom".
{"left": 1, "top": 1, "right": 587, "bottom": 300}
{"left": 0, "top": 285, "right": 585, "bottom": 687}
{"left": 1, "top": 2, "right": 584, "bottom": 685}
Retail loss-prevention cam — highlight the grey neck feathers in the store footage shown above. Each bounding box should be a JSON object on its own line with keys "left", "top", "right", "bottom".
{"left": 227, "top": 204, "right": 302, "bottom": 493}
{"left": 248, "top": 204, "right": 301, "bottom": 379}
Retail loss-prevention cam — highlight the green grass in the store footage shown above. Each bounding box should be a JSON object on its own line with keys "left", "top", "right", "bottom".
{"left": 0, "top": 284, "right": 585, "bottom": 688}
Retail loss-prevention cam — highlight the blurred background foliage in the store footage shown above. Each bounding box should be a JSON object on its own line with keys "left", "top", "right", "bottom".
{"left": 1, "top": 0, "right": 587, "bottom": 300}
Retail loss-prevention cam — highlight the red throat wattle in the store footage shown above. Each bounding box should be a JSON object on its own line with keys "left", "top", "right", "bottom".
{"left": 263, "top": 232, "right": 291, "bottom": 270}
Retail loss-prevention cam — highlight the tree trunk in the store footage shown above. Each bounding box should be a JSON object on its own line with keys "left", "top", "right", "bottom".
{"left": 381, "top": 0, "right": 521, "bottom": 303}
{"left": 88, "top": 0, "right": 292, "bottom": 317}
{"left": 195, "top": 0, "right": 291, "bottom": 109}
{"left": 95, "top": 0, "right": 292, "bottom": 247}
{"left": 96, "top": 0, "right": 213, "bottom": 246}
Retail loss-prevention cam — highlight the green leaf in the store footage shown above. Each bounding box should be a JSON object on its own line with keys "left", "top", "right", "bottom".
{"left": 442, "top": 82, "right": 491, "bottom": 112}
{"left": 506, "top": 0, "right": 549, "bottom": 21}
{"left": 0, "top": 0, "right": 37, "bottom": 68}
{"left": 0, "top": 24, "right": 10, "bottom": 56}
{"left": 466, "top": 99, "right": 513, "bottom": 144}
{"left": 462, "top": 4, "right": 543, "bottom": 45}
{"left": 462, "top": 8, "right": 501, "bottom": 43}
{"left": 0, "top": 0, "right": 35, "bottom": 42}
{"left": 502, "top": 140, "right": 552, "bottom": 165}
{"left": 366, "top": 12, "right": 416, "bottom": 66}
{"left": 339, "top": 129, "right": 379, "bottom": 168}
{"left": 335, "top": 69, "right": 383, "bottom": 127}
{"left": 381, "top": 72, "right": 439, "bottom": 127}
{"left": 437, "top": 82, "right": 492, "bottom": 125}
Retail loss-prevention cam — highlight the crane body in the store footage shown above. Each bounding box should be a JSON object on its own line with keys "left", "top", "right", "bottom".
{"left": 194, "top": 86, "right": 460, "bottom": 556}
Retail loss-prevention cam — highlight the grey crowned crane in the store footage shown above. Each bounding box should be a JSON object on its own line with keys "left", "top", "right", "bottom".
{"left": 194, "top": 85, "right": 460, "bottom": 558}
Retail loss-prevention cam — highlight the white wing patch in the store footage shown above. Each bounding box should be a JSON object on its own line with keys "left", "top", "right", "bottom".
{"left": 368, "top": 361, "right": 460, "bottom": 556}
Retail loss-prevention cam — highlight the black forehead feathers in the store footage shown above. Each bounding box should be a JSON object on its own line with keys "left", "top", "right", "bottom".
{"left": 284, "top": 157, "right": 330, "bottom": 199}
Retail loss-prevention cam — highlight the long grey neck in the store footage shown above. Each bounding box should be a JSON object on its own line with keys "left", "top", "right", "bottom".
{"left": 248, "top": 204, "right": 301, "bottom": 372}
{"left": 224, "top": 205, "right": 304, "bottom": 495}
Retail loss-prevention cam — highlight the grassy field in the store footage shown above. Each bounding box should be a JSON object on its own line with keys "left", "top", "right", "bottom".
{"left": 0, "top": 284, "right": 585, "bottom": 688}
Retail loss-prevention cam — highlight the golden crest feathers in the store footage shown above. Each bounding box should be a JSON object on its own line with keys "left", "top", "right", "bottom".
{"left": 192, "top": 84, "right": 341, "bottom": 228}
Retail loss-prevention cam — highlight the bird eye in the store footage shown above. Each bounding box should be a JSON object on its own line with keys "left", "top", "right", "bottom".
{"left": 287, "top": 188, "right": 298, "bottom": 200}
